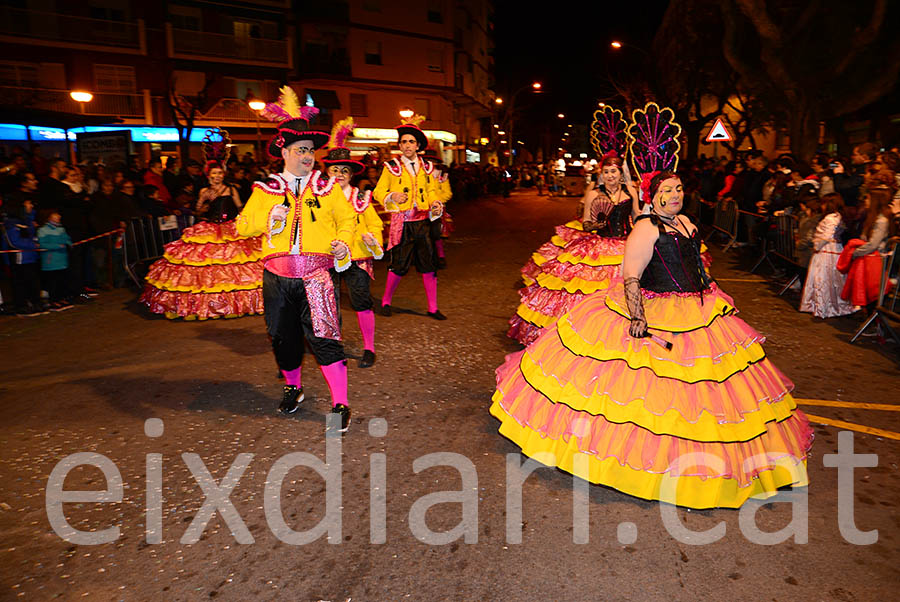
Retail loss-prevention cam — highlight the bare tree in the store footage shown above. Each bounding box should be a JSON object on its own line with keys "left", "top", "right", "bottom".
{"left": 720, "top": 0, "right": 900, "bottom": 159}
{"left": 166, "top": 74, "right": 214, "bottom": 163}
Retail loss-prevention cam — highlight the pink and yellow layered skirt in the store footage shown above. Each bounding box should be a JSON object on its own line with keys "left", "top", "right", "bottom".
{"left": 509, "top": 219, "right": 712, "bottom": 346}
{"left": 492, "top": 282, "right": 813, "bottom": 509}
{"left": 140, "top": 221, "right": 265, "bottom": 320}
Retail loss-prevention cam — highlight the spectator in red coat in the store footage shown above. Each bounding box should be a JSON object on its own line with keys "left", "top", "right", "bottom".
{"left": 143, "top": 157, "right": 175, "bottom": 210}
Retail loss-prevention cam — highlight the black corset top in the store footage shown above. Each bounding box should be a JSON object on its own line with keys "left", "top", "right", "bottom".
{"left": 637, "top": 215, "right": 710, "bottom": 294}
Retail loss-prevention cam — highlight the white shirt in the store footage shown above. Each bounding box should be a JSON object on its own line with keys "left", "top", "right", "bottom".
{"left": 400, "top": 155, "right": 420, "bottom": 176}
{"left": 281, "top": 170, "right": 311, "bottom": 196}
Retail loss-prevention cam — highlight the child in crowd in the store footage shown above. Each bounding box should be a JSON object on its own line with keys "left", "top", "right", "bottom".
{"left": 37, "top": 211, "right": 74, "bottom": 311}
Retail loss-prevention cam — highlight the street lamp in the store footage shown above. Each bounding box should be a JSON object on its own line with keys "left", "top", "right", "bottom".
{"left": 495, "top": 98, "right": 503, "bottom": 105}
{"left": 610, "top": 41, "right": 622, "bottom": 49}
{"left": 532, "top": 82, "right": 542, "bottom": 90}
{"left": 557, "top": 113, "right": 565, "bottom": 119}
{"left": 70, "top": 91, "right": 93, "bottom": 103}
{"left": 247, "top": 97, "right": 267, "bottom": 161}
{"left": 498, "top": 131, "right": 506, "bottom": 135}
{"left": 598, "top": 102, "right": 606, "bottom": 108}
{"left": 399, "top": 108, "right": 414, "bottom": 119}
{"left": 497, "top": 81, "right": 544, "bottom": 167}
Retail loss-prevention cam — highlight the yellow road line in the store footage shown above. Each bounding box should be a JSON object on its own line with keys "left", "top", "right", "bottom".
{"left": 796, "top": 399, "right": 900, "bottom": 411}
{"left": 804, "top": 413, "right": 900, "bottom": 441}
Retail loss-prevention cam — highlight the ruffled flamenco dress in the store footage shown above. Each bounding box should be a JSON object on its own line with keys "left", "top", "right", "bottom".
{"left": 492, "top": 217, "right": 813, "bottom": 508}
{"left": 140, "top": 197, "right": 265, "bottom": 320}
{"left": 508, "top": 199, "right": 713, "bottom": 346}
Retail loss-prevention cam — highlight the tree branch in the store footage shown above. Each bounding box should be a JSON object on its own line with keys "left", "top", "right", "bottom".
{"left": 835, "top": 0, "right": 887, "bottom": 76}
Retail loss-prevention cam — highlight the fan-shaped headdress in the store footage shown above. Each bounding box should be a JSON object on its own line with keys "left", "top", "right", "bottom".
{"left": 262, "top": 86, "right": 330, "bottom": 159}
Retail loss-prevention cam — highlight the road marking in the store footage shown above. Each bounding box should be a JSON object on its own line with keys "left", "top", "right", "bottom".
{"left": 796, "top": 399, "right": 900, "bottom": 411}
{"left": 804, "top": 413, "right": 900, "bottom": 441}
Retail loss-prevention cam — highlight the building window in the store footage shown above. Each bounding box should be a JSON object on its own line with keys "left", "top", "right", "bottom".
{"left": 170, "top": 5, "right": 201, "bottom": 31}
{"left": 414, "top": 98, "right": 430, "bottom": 120}
{"left": 350, "top": 93, "right": 368, "bottom": 117}
{"left": 0, "top": 63, "right": 40, "bottom": 87}
{"left": 363, "top": 0, "right": 381, "bottom": 11}
{"left": 364, "top": 41, "right": 382, "bottom": 65}
{"left": 94, "top": 64, "right": 136, "bottom": 93}
{"left": 427, "top": 0, "right": 443, "bottom": 23}
{"left": 427, "top": 50, "right": 443, "bottom": 73}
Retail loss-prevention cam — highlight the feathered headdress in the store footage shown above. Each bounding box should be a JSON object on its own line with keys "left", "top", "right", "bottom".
{"left": 330, "top": 117, "right": 355, "bottom": 149}
{"left": 400, "top": 113, "right": 426, "bottom": 127}
{"left": 201, "top": 128, "right": 231, "bottom": 173}
{"left": 261, "top": 86, "right": 319, "bottom": 124}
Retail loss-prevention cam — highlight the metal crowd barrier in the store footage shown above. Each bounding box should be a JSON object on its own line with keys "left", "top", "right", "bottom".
{"left": 851, "top": 237, "right": 900, "bottom": 345}
{"left": 122, "top": 214, "right": 194, "bottom": 287}
{"left": 704, "top": 198, "right": 739, "bottom": 251}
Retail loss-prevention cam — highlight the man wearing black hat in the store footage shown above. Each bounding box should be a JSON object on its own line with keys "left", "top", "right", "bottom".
{"left": 236, "top": 90, "right": 356, "bottom": 432}
{"left": 372, "top": 115, "right": 446, "bottom": 320}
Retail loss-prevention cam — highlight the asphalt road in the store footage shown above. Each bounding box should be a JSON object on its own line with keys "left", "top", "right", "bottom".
{"left": 1, "top": 191, "right": 898, "bottom": 602}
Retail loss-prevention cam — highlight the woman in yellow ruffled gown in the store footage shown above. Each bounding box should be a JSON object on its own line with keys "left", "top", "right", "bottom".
{"left": 140, "top": 164, "right": 265, "bottom": 320}
{"left": 492, "top": 171, "right": 813, "bottom": 508}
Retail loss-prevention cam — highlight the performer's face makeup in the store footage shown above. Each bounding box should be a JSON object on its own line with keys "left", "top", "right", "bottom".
{"left": 399, "top": 135, "right": 419, "bottom": 159}
{"left": 601, "top": 165, "right": 621, "bottom": 188}
{"left": 653, "top": 177, "right": 683, "bottom": 216}
{"left": 327, "top": 165, "right": 352, "bottom": 186}
{"left": 207, "top": 167, "right": 224, "bottom": 186}
{"left": 283, "top": 141, "right": 316, "bottom": 176}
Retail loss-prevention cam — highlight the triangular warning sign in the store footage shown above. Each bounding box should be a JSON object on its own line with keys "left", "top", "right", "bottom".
{"left": 705, "top": 118, "right": 732, "bottom": 142}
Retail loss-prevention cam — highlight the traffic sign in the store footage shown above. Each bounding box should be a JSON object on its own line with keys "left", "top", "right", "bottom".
{"left": 705, "top": 118, "right": 733, "bottom": 142}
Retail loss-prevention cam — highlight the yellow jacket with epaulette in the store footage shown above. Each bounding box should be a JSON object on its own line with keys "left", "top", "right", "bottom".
{"left": 372, "top": 157, "right": 437, "bottom": 212}
{"left": 431, "top": 173, "right": 452, "bottom": 204}
{"left": 235, "top": 171, "right": 355, "bottom": 262}
{"left": 341, "top": 186, "right": 384, "bottom": 260}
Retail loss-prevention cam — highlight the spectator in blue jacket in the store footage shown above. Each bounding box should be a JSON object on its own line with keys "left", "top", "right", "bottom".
{"left": 2, "top": 198, "right": 42, "bottom": 315}
{"left": 37, "top": 211, "right": 73, "bottom": 310}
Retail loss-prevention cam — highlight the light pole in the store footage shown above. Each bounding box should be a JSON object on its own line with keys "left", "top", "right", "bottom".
{"left": 69, "top": 90, "right": 94, "bottom": 163}
{"left": 248, "top": 97, "right": 266, "bottom": 162}
{"left": 501, "top": 81, "right": 542, "bottom": 166}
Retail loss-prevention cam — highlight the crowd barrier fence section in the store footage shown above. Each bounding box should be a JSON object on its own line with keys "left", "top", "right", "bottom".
{"left": 122, "top": 215, "right": 194, "bottom": 288}
{"left": 851, "top": 237, "right": 900, "bottom": 345}
{"left": 704, "top": 198, "right": 739, "bottom": 251}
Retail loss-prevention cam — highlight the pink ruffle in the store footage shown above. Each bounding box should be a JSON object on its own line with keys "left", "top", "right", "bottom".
{"left": 519, "top": 284, "right": 588, "bottom": 317}
{"left": 140, "top": 286, "right": 264, "bottom": 320}
{"left": 507, "top": 316, "right": 543, "bottom": 347}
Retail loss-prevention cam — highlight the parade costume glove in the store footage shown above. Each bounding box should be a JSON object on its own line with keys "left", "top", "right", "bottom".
{"left": 429, "top": 201, "right": 444, "bottom": 221}
{"left": 624, "top": 277, "right": 648, "bottom": 338}
{"left": 582, "top": 217, "right": 607, "bottom": 234}
{"left": 269, "top": 204, "right": 289, "bottom": 236}
{"left": 332, "top": 240, "right": 351, "bottom": 272}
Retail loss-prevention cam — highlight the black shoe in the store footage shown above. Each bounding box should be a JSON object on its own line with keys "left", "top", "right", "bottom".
{"left": 359, "top": 349, "right": 376, "bottom": 368}
{"left": 278, "top": 385, "right": 304, "bottom": 414}
{"left": 72, "top": 293, "right": 93, "bottom": 305}
{"left": 427, "top": 310, "right": 447, "bottom": 321}
{"left": 380, "top": 303, "right": 392, "bottom": 317}
{"left": 328, "top": 404, "right": 351, "bottom": 433}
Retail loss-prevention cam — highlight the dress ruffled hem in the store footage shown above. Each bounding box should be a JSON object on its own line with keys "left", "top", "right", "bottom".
{"left": 507, "top": 315, "right": 543, "bottom": 347}
{"left": 491, "top": 399, "right": 811, "bottom": 509}
{"left": 140, "top": 285, "right": 264, "bottom": 320}
{"left": 144, "top": 259, "right": 263, "bottom": 293}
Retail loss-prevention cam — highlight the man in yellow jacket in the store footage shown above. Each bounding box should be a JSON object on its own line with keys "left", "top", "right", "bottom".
{"left": 236, "top": 106, "right": 356, "bottom": 432}
{"left": 372, "top": 116, "right": 446, "bottom": 320}
{"left": 322, "top": 117, "right": 384, "bottom": 369}
{"left": 423, "top": 148, "right": 452, "bottom": 269}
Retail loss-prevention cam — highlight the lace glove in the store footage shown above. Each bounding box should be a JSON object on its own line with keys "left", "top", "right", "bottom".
{"left": 624, "top": 277, "right": 648, "bottom": 338}
{"left": 582, "top": 216, "right": 607, "bottom": 234}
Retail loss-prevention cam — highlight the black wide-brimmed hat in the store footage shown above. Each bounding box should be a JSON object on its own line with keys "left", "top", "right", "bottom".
{"left": 421, "top": 148, "right": 444, "bottom": 166}
{"left": 396, "top": 113, "right": 428, "bottom": 151}
{"left": 267, "top": 117, "right": 330, "bottom": 159}
{"left": 322, "top": 146, "right": 364, "bottom": 174}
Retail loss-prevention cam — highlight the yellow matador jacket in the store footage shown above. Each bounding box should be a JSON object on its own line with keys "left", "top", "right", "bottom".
{"left": 342, "top": 186, "right": 384, "bottom": 261}
{"left": 433, "top": 172, "right": 452, "bottom": 204}
{"left": 372, "top": 157, "right": 443, "bottom": 249}
{"left": 236, "top": 171, "right": 355, "bottom": 267}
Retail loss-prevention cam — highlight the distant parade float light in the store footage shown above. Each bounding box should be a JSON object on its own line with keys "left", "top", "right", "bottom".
{"left": 248, "top": 100, "right": 266, "bottom": 111}
{"left": 70, "top": 91, "right": 93, "bottom": 103}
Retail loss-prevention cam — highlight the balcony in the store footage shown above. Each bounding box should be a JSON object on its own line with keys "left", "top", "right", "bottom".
{"left": 0, "top": 7, "right": 144, "bottom": 53}
{"left": 0, "top": 87, "right": 149, "bottom": 121}
{"left": 168, "top": 26, "right": 292, "bottom": 68}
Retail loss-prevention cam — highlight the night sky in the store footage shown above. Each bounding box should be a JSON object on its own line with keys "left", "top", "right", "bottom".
{"left": 492, "top": 0, "right": 670, "bottom": 126}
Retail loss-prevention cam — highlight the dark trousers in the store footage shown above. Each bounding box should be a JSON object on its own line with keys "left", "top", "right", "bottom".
{"left": 262, "top": 269, "right": 345, "bottom": 371}
{"left": 340, "top": 263, "right": 373, "bottom": 312}
{"left": 11, "top": 262, "right": 40, "bottom": 310}
{"left": 389, "top": 220, "right": 434, "bottom": 276}
{"left": 43, "top": 268, "right": 68, "bottom": 303}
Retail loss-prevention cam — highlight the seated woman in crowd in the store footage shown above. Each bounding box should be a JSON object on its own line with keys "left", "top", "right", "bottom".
{"left": 800, "top": 193, "right": 855, "bottom": 318}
